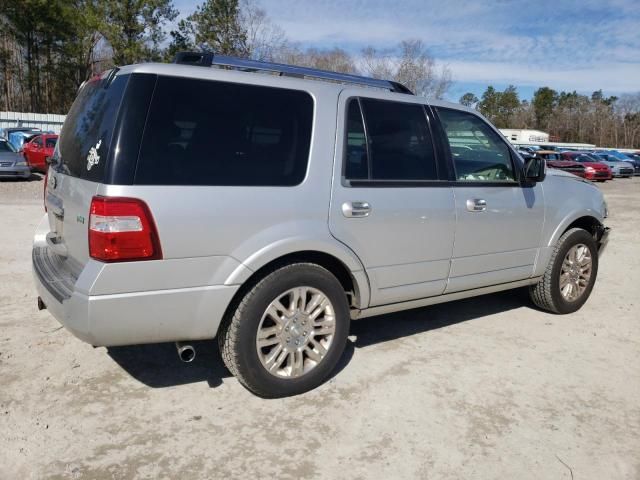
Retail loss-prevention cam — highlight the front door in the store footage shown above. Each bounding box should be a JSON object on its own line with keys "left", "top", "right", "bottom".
{"left": 329, "top": 92, "right": 456, "bottom": 307}
{"left": 433, "top": 107, "right": 545, "bottom": 293}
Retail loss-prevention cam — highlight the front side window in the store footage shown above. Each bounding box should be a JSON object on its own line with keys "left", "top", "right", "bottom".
{"left": 437, "top": 108, "right": 515, "bottom": 182}
{"left": 343, "top": 97, "right": 438, "bottom": 182}
{"left": 33, "top": 136, "right": 43, "bottom": 147}
{"left": 135, "top": 77, "right": 313, "bottom": 186}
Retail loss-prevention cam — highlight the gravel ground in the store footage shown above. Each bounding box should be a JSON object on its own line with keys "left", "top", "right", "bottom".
{"left": 0, "top": 176, "right": 638, "bottom": 479}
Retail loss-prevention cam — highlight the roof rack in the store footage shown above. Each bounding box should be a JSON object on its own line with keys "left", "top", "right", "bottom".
{"left": 173, "top": 51, "right": 414, "bottom": 95}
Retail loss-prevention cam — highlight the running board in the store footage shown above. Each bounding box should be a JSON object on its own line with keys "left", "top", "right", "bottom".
{"left": 351, "top": 277, "right": 541, "bottom": 319}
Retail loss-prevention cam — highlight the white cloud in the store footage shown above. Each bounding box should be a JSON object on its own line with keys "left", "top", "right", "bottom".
{"left": 446, "top": 60, "right": 640, "bottom": 93}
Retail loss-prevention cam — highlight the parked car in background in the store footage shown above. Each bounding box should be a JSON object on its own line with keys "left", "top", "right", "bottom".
{"left": 617, "top": 151, "right": 640, "bottom": 175}
{"left": 0, "top": 139, "right": 31, "bottom": 179}
{"left": 0, "top": 127, "right": 41, "bottom": 150}
{"left": 23, "top": 134, "right": 58, "bottom": 172}
{"left": 559, "top": 152, "right": 612, "bottom": 181}
{"left": 591, "top": 151, "right": 634, "bottom": 178}
{"left": 517, "top": 146, "right": 538, "bottom": 155}
{"left": 535, "top": 150, "right": 586, "bottom": 178}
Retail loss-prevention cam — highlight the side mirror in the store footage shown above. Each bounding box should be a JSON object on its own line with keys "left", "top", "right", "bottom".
{"left": 522, "top": 156, "right": 546, "bottom": 184}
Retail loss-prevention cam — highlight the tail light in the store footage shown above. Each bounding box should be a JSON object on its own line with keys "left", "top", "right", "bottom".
{"left": 89, "top": 196, "right": 162, "bottom": 262}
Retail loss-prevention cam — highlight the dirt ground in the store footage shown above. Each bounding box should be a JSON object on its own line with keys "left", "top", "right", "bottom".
{"left": 1, "top": 174, "right": 638, "bottom": 479}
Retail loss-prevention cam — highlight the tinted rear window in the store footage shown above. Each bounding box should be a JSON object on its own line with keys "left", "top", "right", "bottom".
{"left": 135, "top": 76, "right": 313, "bottom": 186}
{"left": 56, "top": 71, "right": 127, "bottom": 181}
{"left": 360, "top": 98, "right": 437, "bottom": 180}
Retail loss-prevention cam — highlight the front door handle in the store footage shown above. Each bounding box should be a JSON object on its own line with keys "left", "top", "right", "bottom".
{"left": 342, "top": 201, "right": 371, "bottom": 218}
{"left": 466, "top": 199, "right": 487, "bottom": 212}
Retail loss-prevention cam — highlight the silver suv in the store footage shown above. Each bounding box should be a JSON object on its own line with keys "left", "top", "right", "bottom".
{"left": 33, "top": 53, "right": 610, "bottom": 397}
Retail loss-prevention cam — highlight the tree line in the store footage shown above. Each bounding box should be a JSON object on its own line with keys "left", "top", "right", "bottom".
{"left": 460, "top": 86, "right": 640, "bottom": 148}
{"left": 2, "top": 0, "right": 638, "bottom": 148}
{"left": 0, "top": 0, "right": 451, "bottom": 114}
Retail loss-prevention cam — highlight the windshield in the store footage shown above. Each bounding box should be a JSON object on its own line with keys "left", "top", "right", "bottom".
{"left": 608, "top": 151, "right": 632, "bottom": 161}
{"left": 0, "top": 140, "right": 17, "bottom": 152}
{"left": 573, "top": 154, "right": 598, "bottom": 163}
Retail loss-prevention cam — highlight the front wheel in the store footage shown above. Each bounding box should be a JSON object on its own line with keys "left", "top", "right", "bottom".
{"left": 218, "top": 263, "right": 350, "bottom": 397}
{"left": 529, "top": 228, "right": 599, "bottom": 314}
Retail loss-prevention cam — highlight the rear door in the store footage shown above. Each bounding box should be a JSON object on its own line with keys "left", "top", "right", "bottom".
{"left": 46, "top": 71, "right": 129, "bottom": 269}
{"left": 32, "top": 136, "right": 46, "bottom": 167}
{"left": 329, "top": 92, "right": 456, "bottom": 307}
{"left": 433, "top": 107, "right": 545, "bottom": 293}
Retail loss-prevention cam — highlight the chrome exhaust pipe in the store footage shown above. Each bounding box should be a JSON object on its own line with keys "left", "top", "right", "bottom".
{"left": 176, "top": 342, "right": 196, "bottom": 363}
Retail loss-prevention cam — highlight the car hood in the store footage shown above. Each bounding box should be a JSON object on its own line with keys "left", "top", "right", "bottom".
{"left": 546, "top": 160, "right": 583, "bottom": 168}
{"left": 0, "top": 151, "right": 22, "bottom": 163}
{"left": 598, "top": 160, "right": 632, "bottom": 168}
{"left": 579, "top": 162, "right": 610, "bottom": 169}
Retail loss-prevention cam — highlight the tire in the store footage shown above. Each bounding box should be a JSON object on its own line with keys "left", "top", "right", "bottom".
{"left": 529, "top": 228, "right": 599, "bottom": 314}
{"left": 218, "top": 263, "right": 350, "bottom": 397}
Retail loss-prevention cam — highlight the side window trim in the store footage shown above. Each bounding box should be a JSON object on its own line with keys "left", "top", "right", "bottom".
{"left": 357, "top": 97, "right": 373, "bottom": 180}
{"left": 424, "top": 104, "right": 455, "bottom": 181}
{"left": 432, "top": 106, "right": 521, "bottom": 186}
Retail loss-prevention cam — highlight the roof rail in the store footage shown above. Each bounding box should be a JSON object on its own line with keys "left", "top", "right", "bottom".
{"left": 173, "top": 51, "right": 414, "bottom": 95}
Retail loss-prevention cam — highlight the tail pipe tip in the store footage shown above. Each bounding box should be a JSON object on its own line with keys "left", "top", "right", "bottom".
{"left": 176, "top": 342, "right": 196, "bottom": 363}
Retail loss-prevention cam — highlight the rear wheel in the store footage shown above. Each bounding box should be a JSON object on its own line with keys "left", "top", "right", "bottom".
{"left": 218, "top": 263, "right": 350, "bottom": 397}
{"left": 529, "top": 228, "right": 598, "bottom": 314}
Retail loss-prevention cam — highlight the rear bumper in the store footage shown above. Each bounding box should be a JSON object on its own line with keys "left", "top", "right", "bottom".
{"left": 34, "top": 257, "right": 239, "bottom": 346}
{"left": 32, "top": 216, "right": 239, "bottom": 347}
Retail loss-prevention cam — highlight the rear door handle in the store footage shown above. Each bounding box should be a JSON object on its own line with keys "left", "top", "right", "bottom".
{"left": 466, "top": 199, "right": 487, "bottom": 212}
{"left": 342, "top": 201, "right": 371, "bottom": 218}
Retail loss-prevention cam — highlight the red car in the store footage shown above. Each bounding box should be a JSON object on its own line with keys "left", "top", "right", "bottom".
{"left": 535, "top": 150, "right": 587, "bottom": 178}
{"left": 23, "top": 134, "right": 58, "bottom": 173}
{"left": 560, "top": 152, "right": 612, "bottom": 181}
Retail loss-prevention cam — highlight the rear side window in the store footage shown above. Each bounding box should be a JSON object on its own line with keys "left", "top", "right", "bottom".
{"left": 45, "top": 137, "right": 57, "bottom": 148}
{"left": 57, "top": 71, "right": 127, "bottom": 181}
{"left": 360, "top": 98, "right": 437, "bottom": 181}
{"left": 135, "top": 77, "right": 314, "bottom": 186}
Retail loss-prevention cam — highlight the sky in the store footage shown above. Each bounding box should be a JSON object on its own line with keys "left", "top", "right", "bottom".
{"left": 173, "top": 0, "right": 640, "bottom": 101}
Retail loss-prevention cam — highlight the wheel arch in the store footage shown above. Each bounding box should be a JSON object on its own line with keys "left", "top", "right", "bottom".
{"left": 534, "top": 211, "right": 606, "bottom": 278}
{"left": 224, "top": 249, "right": 370, "bottom": 317}
{"left": 547, "top": 211, "right": 604, "bottom": 248}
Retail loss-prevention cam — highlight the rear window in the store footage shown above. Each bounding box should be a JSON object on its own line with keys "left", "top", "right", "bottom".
{"left": 134, "top": 76, "right": 313, "bottom": 186}
{"left": 56, "top": 71, "right": 127, "bottom": 181}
